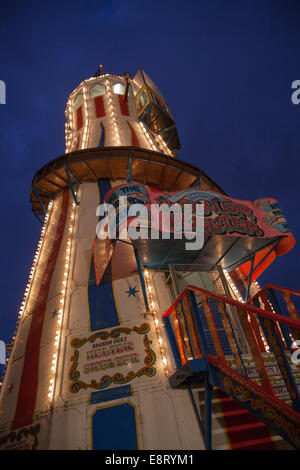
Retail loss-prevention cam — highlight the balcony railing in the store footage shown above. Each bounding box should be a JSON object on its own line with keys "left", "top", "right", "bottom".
{"left": 162, "top": 284, "right": 300, "bottom": 449}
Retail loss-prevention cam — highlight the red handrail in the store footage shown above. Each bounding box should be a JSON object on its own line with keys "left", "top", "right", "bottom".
{"left": 163, "top": 284, "right": 300, "bottom": 448}
{"left": 249, "top": 283, "right": 300, "bottom": 302}
{"left": 163, "top": 285, "right": 300, "bottom": 331}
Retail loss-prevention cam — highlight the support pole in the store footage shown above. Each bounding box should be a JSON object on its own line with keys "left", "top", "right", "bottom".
{"left": 133, "top": 244, "right": 149, "bottom": 313}
{"left": 204, "top": 375, "right": 212, "bottom": 450}
{"left": 64, "top": 164, "right": 80, "bottom": 205}
{"left": 243, "top": 240, "right": 281, "bottom": 282}
{"left": 188, "top": 387, "right": 205, "bottom": 447}
{"left": 32, "top": 208, "right": 43, "bottom": 225}
{"left": 244, "top": 254, "right": 255, "bottom": 303}
{"left": 32, "top": 187, "right": 47, "bottom": 216}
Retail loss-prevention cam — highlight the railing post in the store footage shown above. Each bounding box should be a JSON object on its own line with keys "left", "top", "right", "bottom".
{"left": 177, "top": 299, "right": 193, "bottom": 359}
{"left": 282, "top": 291, "right": 300, "bottom": 321}
{"left": 237, "top": 307, "right": 275, "bottom": 396}
{"left": 265, "top": 288, "right": 294, "bottom": 348}
{"left": 282, "top": 291, "right": 300, "bottom": 341}
{"left": 216, "top": 300, "right": 248, "bottom": 378}
{"left": 204, "top": 375, "right": 212, "bottom": 451}
{"left": 260, "top": 290, "right": 288, "bottom": 351}
{"left": 162, "top": 316, "right": 181, "bottom": 370}
{"left": 248, "top": 298, "right": 268, "bottom": 353}
{"left": 181, "top": 294, "right": 202, "bottom": 359}
{"left": 199, "top": 294, "right": 226, "bottom": 362}
{"left": 257, "top": 316, "right": 300, "bottom": 413}
{"left": 187, "top": 290, "right": 217, "bottom": 386}
{"left": 172, "top": 307, "right": 187, "bottom": 366}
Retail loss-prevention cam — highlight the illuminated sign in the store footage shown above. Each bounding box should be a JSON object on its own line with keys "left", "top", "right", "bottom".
{"left": 69, "top": 323, "right": 156, "bottom": 393}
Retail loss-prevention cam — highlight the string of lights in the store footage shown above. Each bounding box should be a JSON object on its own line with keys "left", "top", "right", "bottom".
{"left": 48, "top": 197, "right": 77, "bottom": 402}
{"left": 105, "top": 79, "right": 122, "bottom": 145}
{"left": 222, "top": 269, "right": 270, "bottom": 353}
{"left": 65, "top": 101, "right": 74, "bottom": 153}
{"left": 81, "top": 86, "right": 89, "bottom": 149}
{"left": 0, "top": 201, "right": 54, "bottom": 390}
{"left": 138, "top": 121, "right": 159, "bottom": 152}
{"left": 143, "top": 269, "right": 169, "bottom": 376}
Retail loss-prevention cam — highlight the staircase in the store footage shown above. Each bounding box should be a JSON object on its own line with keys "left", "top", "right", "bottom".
{"left": 197, "top": 387, "right": 292, "bottom": 450}
{"left": 162, "top": 284, "right": 300, "bottom": 449}
{"left": 197, "top": 351, "right": 300, "bottom": 450}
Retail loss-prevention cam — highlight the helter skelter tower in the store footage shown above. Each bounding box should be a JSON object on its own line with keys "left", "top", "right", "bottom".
{"left": 0, "top": 65, "right": 299, "bottom": 451}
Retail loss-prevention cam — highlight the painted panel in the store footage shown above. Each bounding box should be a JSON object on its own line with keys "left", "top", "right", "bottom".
{"left": 91, "top": 402, "right": 138, "bottom": 450}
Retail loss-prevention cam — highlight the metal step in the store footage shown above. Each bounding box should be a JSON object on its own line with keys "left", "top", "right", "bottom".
{"left": 195, "top": 383, "right": 293, "bottom": 450}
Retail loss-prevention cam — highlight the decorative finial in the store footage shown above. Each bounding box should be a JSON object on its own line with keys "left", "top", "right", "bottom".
{"left": 93, "top": 64, "right": 103, "bottom": 78}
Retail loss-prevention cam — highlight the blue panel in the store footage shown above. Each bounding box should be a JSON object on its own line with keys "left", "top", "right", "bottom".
{"left": 92, "top": 403, "right": 138, "bottom": 450}
{"left": 90, "top": 385, "right": 132, "bottom": 405}
{"left": 97, "top": 178, "right": 111, "bottom": 209}
{"left": 99, "top": 122, "right": 105, "bottom": 147}
{"left": 88, "top": 179, "right": 120, "bottom": 331}
{"left": 88, "top": 260, "right": 120, "bottom": 330}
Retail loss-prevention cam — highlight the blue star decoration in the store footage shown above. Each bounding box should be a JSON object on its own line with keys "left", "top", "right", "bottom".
{"left": 51, "top": 309, "right": 58, "bottom": 318}
{"left": 125, "top": 286, "right": 139, "bottom": 297}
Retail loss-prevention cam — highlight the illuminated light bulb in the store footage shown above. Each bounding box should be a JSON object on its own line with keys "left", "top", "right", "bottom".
{"left": 155, "top": 318, "right": 159, "bottom": 326}
{"left": 148, "top": 286, "right": 152, "bottom": 292}
{"left": 158, "top": 337, "right": 162, "bottom": 344}
{"left": 162, "top": 357, "right": 167, "bottom": 365}
{"left": 151, "top": 301, "right": 155, "bottom": 308}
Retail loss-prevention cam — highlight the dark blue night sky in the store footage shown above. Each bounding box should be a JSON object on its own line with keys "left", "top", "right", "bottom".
{"left": 0, "top": 0, "right": 300, "bottom": 362}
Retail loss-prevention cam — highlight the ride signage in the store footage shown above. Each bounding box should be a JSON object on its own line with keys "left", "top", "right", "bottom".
{"left": 92, "top": 183, "right": 295, "bottom": 284}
